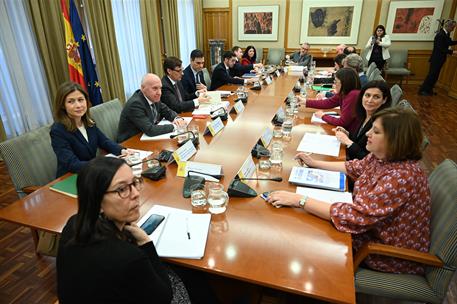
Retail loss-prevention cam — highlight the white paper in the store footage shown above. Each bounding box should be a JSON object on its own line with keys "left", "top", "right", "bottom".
{"left": 296, "top": 187, "right": 352, "bottom": 205}
{"left": 183, "top": 161, "right": 222, "bottom": 178}
{"left": 192, "top": 101, "right": 230, "bottom": 116}
{"left": 260, "top": 127, "right": 273, "bottom": 147}
{"left": 238, "top": 155, "right": 256, "bottom": 179}
{"left": 297, "top": 133, "right": 341, "bottom": 157}
{"left": 207, "top": 117, "right": 224, "bottom": 136}
{"left": 311, "top": 112, "right": 340, "bottom": 124}
{"left": 203, "top": 91, "right": 222, "bottom": 103}
{"left": 213, "top": 90, "right": 232, "bottom": 98}
{"left": 140, "top": 117, "right": 192, "bottom": 141}
{"left": 233, "top": 100, "right": 245, "bottom": 114}
{"left": 289, "top": 167, "right": 345, "bottom": 192}
{"left": 137, "top": 205, "right": 211, "bottom": 259}
{"left": 289, "top": 66, "right": 304, "bottom": 72}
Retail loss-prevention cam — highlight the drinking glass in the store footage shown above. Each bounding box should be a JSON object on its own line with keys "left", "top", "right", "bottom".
{"left": 270, "top": 142, "right": 283, "bottom": 166}
{"left": 176, "top": 125, "right": 188, "bottom": 143}
{"left": 190, "top": 184, "right": 207, "bottom": 208}
{"left": 273, "top": 125, "right": 283, "bottom": 138}
{"left": 282, "top": 118, "right": 293, "bottom": 137}
{"left": 207, "top": 182, "right": 229, "bottom": 214}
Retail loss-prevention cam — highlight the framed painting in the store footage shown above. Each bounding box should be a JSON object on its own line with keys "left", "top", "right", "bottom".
{"left": 386, "top": 0, "right": 444, "bottom": 41}
{"left": 238, "top": 5, "right": 279, "bottom": 41}
{"left": 299, "top": 0, "right": 363, "bottom": 45}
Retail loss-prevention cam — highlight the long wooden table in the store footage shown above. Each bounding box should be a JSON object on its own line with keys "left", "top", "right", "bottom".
{"left": 0, "top": 73, "right": 355, "bottom": 303}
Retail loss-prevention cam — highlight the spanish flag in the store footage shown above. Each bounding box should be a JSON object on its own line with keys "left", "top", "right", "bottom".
{"left": 60, "top": 0, "right": 102, "bottom": 105}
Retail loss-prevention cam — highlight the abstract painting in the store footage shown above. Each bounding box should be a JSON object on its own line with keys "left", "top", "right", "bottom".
{"left": 300, "top": 0, "right": 362, "bottom": 44}
{"left": 238, "top": 6, "right": 279, "bottom": 41}
{"left": 386, "top": 0, "right": 444, "bottom": 41}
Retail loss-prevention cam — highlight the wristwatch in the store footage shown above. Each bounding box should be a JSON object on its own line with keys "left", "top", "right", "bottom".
{"left": 298, "top": 195, "right": 308, "bottom": 209}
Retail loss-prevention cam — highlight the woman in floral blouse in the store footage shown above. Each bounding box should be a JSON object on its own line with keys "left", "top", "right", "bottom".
{"left": 267, "top": 107, "right": 431, "bottom": 274}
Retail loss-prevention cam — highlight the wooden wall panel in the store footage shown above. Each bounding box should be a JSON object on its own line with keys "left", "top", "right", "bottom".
{"left": 203, "top": 8, "right": 231, "bottom": 69}
{"left": 408, "top": 50, "right": 432, "bottom": 84}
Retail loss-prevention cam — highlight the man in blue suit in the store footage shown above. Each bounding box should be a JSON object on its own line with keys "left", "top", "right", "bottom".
{"left": 182, "top": 49, "right": 207, "bottom": 96}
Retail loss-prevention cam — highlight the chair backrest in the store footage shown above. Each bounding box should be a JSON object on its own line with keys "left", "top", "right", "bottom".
{"left": 396, "top": 99, "right": 430, "bottom": 150}
{"left": 256, "top": 47, "right": 264, "bottom": 64}
{"left": 202, "top": 68, "right": 211, "bottom": 89}
{"left": 89, "top": 98, "right": 122, "bottom": 142}
{"left": 0, "top": 124, "right": 57, "bottom": 197}
{"left": 368, "top": 68, "right": 381, "bottom": 81}
{"left": 425, "top": 159, "right": 457, "bottom": 300}
{"left": 387, "top": 49, "right": 408, "bottom": 69}
{"left": 360, "top": 48, "right": 370, "bottom": 70}
{"left": 267, "top": 48, "right": 285, "bottom": 65}
{"left": 211, "top": 63, "right": 218, "bottom": 72}
{"left": 390, "top": 84, "right": 403, "bottom": 107}
{"left": 366, "top": 62, "right": 377, "bottom": 78}
{"left": 373, "top": 73, "right": 385, "bottom": 82}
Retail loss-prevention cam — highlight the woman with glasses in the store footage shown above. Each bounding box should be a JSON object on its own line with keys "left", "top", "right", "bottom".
{"left": 298, "top": 67, "right": 361, "bottom": 135}
{"left": 50, "top": 81, "right": 130, "bottom": 177}
{"left": 364, "top": 24, "right": 391, "bottom": 71}
{"left": 334, "top": 80, "right": 392, "bottom": 160}
{"left": 267, "top": 108, "right": 431, "bottom": 274}
{"left": 57, "top": 157, "right": 192, "bottom": 303}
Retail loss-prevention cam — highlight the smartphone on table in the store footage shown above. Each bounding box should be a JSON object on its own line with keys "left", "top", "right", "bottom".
{"left": 140, "top": 214, "right": 165, "bottom": 235}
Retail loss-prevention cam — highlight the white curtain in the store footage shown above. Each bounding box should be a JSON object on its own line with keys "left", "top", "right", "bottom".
{"left": 111, "top": 0, "right": 147, "bottom": 100}
{"left": 177, "top": 0, "right": 196, "bottom": 67}
{"left": 0, "top": 0, "right": 53, "bottom": 138}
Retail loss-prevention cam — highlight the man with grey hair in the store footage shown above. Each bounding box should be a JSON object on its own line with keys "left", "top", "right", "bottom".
{"left": 290, "top": 42, "right": 313, "bottom": 69}
{"left": 419, "top": 19, "right": 457, "bottom": 96}
{"left": 344, "top": 53, "right": 368, "bottom": 87}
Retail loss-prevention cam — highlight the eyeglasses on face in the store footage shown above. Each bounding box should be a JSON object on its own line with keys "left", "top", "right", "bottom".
{"left": 105, "top": 177, "right": 144, "bottom": 198}
{"left": 173, "top": 67, "right": 183, "bottom": 73}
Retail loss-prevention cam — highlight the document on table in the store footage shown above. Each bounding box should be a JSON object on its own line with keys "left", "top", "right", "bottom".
{"left": 296, "top": 187, "right": 352, "bottom": 205}
{"left": 140, "top": 117, "right": 192, "bottom": 141}
{"left": 192, "top": 101, "right": 230, "bottom": 116}
{"left": 137, "top": 205, "right": 211, "bottom": 259}
{"left": 296, "top": 133, "right": 341, "bottom": 157}
{"left": 311, "top": 112, "right": 340, "bottom": 124}
{"left": 289, "top": 166, "right": 346, "bottom": 192}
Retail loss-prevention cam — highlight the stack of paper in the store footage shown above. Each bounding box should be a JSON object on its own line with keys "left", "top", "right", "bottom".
{"left": 137, "top": 205, "right": 211, "bottom": 259}
{"left": 289, "top": 167, "right": 346, "bottom": 192}
{"left": 311, "top": 112, "right": 340, "bottom": 124}
{"left": 140, "top": 117, "right": 192, "bottom": 141}
{"left": 296, "top": 133, "right": 341, "bottom": 157}
{"left": 192, "top": 101, "right": 230, "bottom": 116}
{"left": 295, "top": 187, "right": 352, "bottom": 205}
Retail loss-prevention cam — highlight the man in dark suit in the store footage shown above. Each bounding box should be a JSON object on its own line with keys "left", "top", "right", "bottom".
{"left": 161, "top": 56, "right": 209, "bottom": 113}
{"left": 182, "top": 49, "right": 207, "bottom": 96}
{"left": 419, "top": 19, "right": 457, "bottom": 96}
{"left": 231, "top": 46, "right": 263, "bottom": 77}
{"left": 210, "top": 51, "right": 257, "bottom": 90}
{"left": 117, "top": 73, "right": 187, "bottom": 142}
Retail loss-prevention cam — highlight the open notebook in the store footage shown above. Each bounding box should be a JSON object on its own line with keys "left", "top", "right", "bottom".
{"left": 137, "top": 205, "right": 211, "bottom": 259}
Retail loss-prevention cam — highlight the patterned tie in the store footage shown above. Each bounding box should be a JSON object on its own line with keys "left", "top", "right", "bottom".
{"left": 174, "top": 83, "right": 183, "bottom": 102}
{"left": 150, "top": 103, "right": 158, "bottom": 124}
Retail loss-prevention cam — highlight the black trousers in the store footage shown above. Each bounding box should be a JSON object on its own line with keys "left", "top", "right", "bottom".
{"left": 419, "top": 59, "right": 446, "bottom": 93}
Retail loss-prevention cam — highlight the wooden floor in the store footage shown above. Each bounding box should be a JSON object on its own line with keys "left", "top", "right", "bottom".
{"left": 0, "top": 84, "right": 456, "bottom": 304}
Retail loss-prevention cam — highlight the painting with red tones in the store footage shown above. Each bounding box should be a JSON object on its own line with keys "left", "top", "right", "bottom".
{"left": 392, "top": 8, "right": 434, "bottom": 34}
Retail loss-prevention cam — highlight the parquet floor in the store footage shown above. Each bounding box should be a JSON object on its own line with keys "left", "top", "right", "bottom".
{"left": 0, "top": 84, "right": 456, "bottom": 304}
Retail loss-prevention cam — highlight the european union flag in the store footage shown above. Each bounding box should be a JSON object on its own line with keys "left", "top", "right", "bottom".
{"left": 69, "top": 0, "right": 102, "bottom": 105}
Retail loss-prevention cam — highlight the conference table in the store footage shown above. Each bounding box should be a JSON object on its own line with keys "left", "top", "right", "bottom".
{"left": 0, "top": 70, "right": 355, "bottom": 303}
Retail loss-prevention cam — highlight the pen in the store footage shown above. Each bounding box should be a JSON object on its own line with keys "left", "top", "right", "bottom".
{"left": 186, "top": 217, "right": 191, "bottom": 240}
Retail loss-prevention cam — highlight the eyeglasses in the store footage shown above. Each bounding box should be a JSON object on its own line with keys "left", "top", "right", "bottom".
{"left": 105, "top": 177, "right": 144, "bottom": 198}
{"left": 173, "top": 68, "right": 183, "bottom": 73}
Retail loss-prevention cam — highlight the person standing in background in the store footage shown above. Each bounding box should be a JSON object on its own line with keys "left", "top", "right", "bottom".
{"left": 364, "top": 25, "right": 391, "bottom": 72}
{"left": 419, "top": 19, "right": 457, "bottom": 96}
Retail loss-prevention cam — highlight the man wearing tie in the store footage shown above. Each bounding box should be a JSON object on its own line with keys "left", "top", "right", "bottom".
{"left": 161, "top": 56, "right": 208, "bottom": 113}
{"left": 117, "top": 73, "right": 186, "bottom": 142}
{"left": 419, "top": 19, "right": 457, "bottom": 96}
{"left": 182, "top": 49, "right": 207, "bottom": 95}
{"left": 210, "top": 51, "right": 257, "bottom": 90}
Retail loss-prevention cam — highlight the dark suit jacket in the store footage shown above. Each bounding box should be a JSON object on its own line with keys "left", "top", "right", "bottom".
{"left": 117, "top": 90, "right": 177, "bottom": 142}
{"left": 181, "top": 65, "right": 206, "bottom": 96}
{"left": 430, "top": 29, "right": 457, "bottom": 65}
{"left": 161, "top": 76, "right": 196, "bottom": 113}
{"left": 50, "top": 122, "right": 122, "bottom": 177}
{"left": 230, "top": 61, "right": 253, "bottom": 77}
{"left": 210, "top": 63, "right": 244, "bottom": 90}
{"left": 347, "top": 118, "right": 373, "bottom": 160}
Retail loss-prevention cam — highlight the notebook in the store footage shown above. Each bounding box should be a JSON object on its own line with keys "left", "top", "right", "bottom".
{"left": 50, "top": 174, "right": 78, "bottom": 198}
{"left": 288, "top": 167, "right": 346, "bottom": 192}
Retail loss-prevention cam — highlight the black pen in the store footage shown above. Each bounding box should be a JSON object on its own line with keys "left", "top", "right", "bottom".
{"left": 186, "top": 217, "right": 191, "bottom": 240}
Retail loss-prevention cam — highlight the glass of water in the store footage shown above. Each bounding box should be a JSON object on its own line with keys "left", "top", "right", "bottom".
{"left": 207, "top": 182, "right": 229, "bottom": 214}
{"left": 282, "top": 118, "right": 293, "bottom": 137}
{"left": 270, "top": 142, "right": 283, "bottom": 166}
{"left": 176, "top": 124, "right": 188, "bottom": 144}
{"left": 190, "top": 184, "right": 207, "bottom": 208}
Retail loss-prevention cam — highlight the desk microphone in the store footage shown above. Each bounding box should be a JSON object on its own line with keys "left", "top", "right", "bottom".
{"left": 239, "top": 177, "right": 283, "bottom": 182}
{"left": 170, "top": 131, "right": 199, "bottom": 147}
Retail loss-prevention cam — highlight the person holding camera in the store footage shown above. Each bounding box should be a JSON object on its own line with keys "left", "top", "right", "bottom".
{"left": 364, "top": 25, "right": 391, "bottom": 72}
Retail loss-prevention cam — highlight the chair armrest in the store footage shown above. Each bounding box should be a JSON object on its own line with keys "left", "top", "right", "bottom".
{"left": 22, "top": 186, "right": 40, "bottom": 194}
{"left": 354, "top": 242, "right": 443, "bottom": 272}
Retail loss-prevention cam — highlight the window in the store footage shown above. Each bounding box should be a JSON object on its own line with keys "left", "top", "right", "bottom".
{"left": 177, "top": 0, "right": 197, "bottom": 67}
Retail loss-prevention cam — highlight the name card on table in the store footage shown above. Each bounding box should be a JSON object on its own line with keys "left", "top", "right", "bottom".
{"left": 264, "top": 76, "right": 273, "bottom": 85}
{"left": 259, "top": 127, "right": 273, "bottom": 147}
{"left": 230, "top": 100, "right": 245, "bottom": 114}
{"left": 237, "top": 155, "right": 256, "bottom": 179}
{"left": 275, "top": 70, "right": 281, "bottom": 77}
{"left": 172, "top": 140, "right": 197, "bottom": 162}
{"left": 203, "top": 117, "right": 224, "bottom": 136}
{"left": 176, "top": 161, "right": 223, "bottom": 180}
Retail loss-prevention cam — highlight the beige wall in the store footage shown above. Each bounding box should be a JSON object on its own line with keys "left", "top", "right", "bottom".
{"left": 204, "top": 0, "right": 455, "bottom": 51}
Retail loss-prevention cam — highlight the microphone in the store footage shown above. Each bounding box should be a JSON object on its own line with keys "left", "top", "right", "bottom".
{"left": 210, "top": 107, "right": 228, "bottom": 121}
{"left": 170, "top": 131, "right": 199, "bottom": 147}
{"left": 238, "top": 176, "right": 283, "bottom": 182}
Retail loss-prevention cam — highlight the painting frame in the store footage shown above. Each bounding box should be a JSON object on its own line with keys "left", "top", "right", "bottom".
{"left": 299, "top": 0, "right": 363, "bottom": 45}
{"left": 386, "top": 0, "right": 444, "bottom": 41}
{"left": 238, "top": 5, "right": 279, "bottom": 41}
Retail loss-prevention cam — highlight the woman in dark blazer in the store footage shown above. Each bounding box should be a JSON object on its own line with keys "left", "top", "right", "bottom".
{"left": 50, "top": 82, "right": 127, "bottom": 177}
{"left": 334, "top": 80, "right": 392, "bottom": 160}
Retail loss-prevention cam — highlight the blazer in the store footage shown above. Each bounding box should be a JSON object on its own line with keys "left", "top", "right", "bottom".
{"left": 117, "top": 90, "right": 177, "bottom": 143}
{"left": 181, "top": 65, "right": 206, "bottom": 96}
{"left": 306, "top": 90, "right": 361, "bottom": 136}
{"left": 290, "top": 52, "right": 313, "bottom": 69}
{"left": 161, "top": 75, "right": 196, "bottom": 113}
{"left": 210, "top": 62, "right": 244, "bottom": 90}
{"left": 57, "top": 215, "right": 172, "bottom": 304}
{"left": 241, "top": 57, "right": 255, "bottom": 66}
{"left": 346, "top": 118, "right": 373, "bottom": 160}
{"left": 364, "top": 35, "right": 391, "bottom": 61}
{"left": 50, "top": 122, "right": 123, "bottom": 177}
{"left": 230, "top": 60, "right": 253, "bottom": 77}
{"left": 430, "top": 29, "right": 457, "bottom": 65}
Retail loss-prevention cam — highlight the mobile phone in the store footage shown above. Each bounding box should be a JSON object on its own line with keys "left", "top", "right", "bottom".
{"left": 260, "top": 191, "right": 270, "bottom": 201}
{"left": 140, "top": 214, "right": 165, "bottom": 235}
